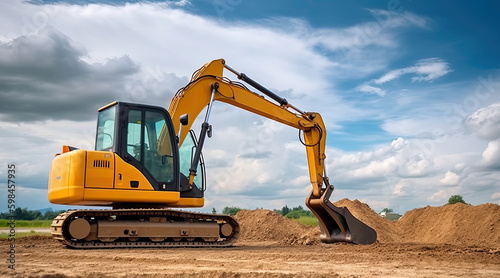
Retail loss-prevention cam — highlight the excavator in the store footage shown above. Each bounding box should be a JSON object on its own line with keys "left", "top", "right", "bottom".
{"left": 48, "top": 59, "right": 377, "bottom": 248}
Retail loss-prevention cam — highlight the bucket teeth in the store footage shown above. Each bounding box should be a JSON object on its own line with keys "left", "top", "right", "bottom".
{"left": 306, "top": 181, "right": 377, "bottom": 245}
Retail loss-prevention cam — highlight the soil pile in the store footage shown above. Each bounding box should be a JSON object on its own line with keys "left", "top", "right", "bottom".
{"left": 397, "top": 203, "right": 500, "bottom": 247}
{"left": 234, "top": 198, "right": 401, "bottom": 245}
{"left": 234, "top": 200, "right": 500, "bottom": 247}
{"left": 334, "top": 198, "right": 402, "bottom": 243}
{"left": 234, "top": 209, "right": 320, "bottom": 245}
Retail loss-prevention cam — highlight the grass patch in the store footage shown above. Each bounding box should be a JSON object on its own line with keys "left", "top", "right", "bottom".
{"left": 384, "top": 214, "right": 402, "bottom": 222}
{"left": 0, "top": 230, "right": 51, "bottom": 239}
{"left": 290, "top": 216, "right": 318, "bottom": 226}
{"left": 0, "top": 219, "right": 52, "bottom": 228}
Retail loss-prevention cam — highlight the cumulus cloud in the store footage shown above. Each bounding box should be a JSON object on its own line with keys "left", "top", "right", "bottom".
{"left": 462, "top": 103, "right": 500, "bottom": 169}
{"left": 205, "top": 120, "right": 304, "bottom": 198}
{"left": 393, "top": 180, "right": 408, "bottom": 196}
{"left": 480, "top": 140, "right": 500, "bottom": 169}
{"left": 439, "top": 171, "right": 460, "bottom": 186}
{"left": 0, "top": 26, "right": 139, "bottom": 122}
{"left": 334, "top": 137, "right": 435, "bottom": 182}
{"left": 428, "top": 188, "right": 457, "bottom": 203}
{"left": 0, "top": 24, "right": 195, "bottom": 123}
{"left": 463, "top": 103, "right": 500, "bottom": 140}
{"left": 492, "top": 192, "right": 500, "bottom": 200}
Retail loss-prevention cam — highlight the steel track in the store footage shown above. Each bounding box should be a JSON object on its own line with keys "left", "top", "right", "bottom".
{"left": 51, "top": 209, "right": 240, "bottom": 249}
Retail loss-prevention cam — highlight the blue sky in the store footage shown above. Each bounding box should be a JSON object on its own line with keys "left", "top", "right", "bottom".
{"left": 0, "top": 0, "right": 499, "bottom": 214}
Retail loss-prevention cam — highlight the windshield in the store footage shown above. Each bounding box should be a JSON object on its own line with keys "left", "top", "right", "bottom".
{"left": 95, "top": 106, "right": 116, "bottom": 151}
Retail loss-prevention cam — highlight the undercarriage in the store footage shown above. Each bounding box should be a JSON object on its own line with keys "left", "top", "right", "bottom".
{"left": 51, "top": 209, "right": 240, "bottom": 248}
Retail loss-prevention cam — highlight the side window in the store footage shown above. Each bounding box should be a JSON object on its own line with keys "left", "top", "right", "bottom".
{"left": 179, "top": 130, "right": 205, "bottom": 190}
{"left": 126, "top": 109, "right": 175, "bottom": 183}
{"left": 144, "top": 111, "right": 174, "bottom": 183}
{"left": 127, "top": 110, "right": 143, "bottom": 161}
{"left": 96, "top": 106, "right": 116, "bottom": 151}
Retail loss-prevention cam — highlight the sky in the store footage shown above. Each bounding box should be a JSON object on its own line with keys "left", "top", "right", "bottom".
{"left": 0, "top": 0, "right": 499, "bottom": 214}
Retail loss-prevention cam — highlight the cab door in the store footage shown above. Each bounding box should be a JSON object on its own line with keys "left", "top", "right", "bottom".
{"left": 117, "top": 104, "right": 179, "bottom": 191}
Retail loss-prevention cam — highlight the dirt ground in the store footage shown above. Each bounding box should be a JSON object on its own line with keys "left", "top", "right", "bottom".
{"left": 2, "top": 200, "right": 499, "bottom": 277}
{"left": 1, "top": 236, "right": 499, "bottom": 278}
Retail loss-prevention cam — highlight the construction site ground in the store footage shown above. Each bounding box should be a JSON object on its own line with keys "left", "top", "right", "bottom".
{"left": 2, "top": 199, "right": 499, "bottom": 278}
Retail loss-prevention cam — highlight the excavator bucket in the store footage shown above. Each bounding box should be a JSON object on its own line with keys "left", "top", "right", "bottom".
{"left": 306, "top": 182, "right": 377, "bottom": 245}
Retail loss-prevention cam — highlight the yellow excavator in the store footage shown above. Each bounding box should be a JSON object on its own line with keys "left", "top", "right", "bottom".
{"left": 48, "top": 59, "right": 376, "bottom": 248}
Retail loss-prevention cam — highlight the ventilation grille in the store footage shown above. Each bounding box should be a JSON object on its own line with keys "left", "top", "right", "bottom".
{"left": 93, "top": 160, "right": 110, "bottom": 168}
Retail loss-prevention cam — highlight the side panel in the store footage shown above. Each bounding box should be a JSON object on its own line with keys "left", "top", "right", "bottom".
{"left": 48, "top": 150, "right": 86, "bottom": 204}
{"left": 49, "top": 150, "right": 182, "bottom": 206}
{"left": 85, "top": 151, "right": 115, "bottom": 189}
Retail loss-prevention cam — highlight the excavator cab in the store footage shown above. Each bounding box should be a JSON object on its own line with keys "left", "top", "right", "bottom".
{"left": 95, "top": 101, "right": 206, "bottom": 199}
{"left": 96, "top": 101, "right": 180, "bottom": 192}
{"left": 49, "top": 101, "right": 206, "bottom": 207}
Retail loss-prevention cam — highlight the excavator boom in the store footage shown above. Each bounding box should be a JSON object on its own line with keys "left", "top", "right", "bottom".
{"left": 168, "top": 59, "right": 376, "bottom": 244}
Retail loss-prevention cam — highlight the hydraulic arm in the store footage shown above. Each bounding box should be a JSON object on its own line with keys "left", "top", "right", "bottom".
{"left": 168, "top": 59, "right": 377, "bottom": 244}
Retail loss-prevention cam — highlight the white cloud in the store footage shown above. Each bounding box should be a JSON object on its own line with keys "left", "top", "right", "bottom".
{"left": 360, "top": 58, "right": 453, "bottom": 96}
{"left": 452, "top": 162, "right": 467, "bottom": 173}
{"left": 492, "top": 192, "right": 500, "bottom": 200}
{"left": 393, "top": 180, "right": 406, "bottom": 196}
{"left": 463, "top": 103, "right": 500, "bottom": 141}
{"left": 331, "top": 137, "right": 437, "bottom": 184}
{"left": 383, "top": 117, "right": 448, "bottom": 137}
{"left": 0, "top": 26, "right": 159, "bottom": 122}
{"left": 310, "top": 9, "right": 427, "bottom": 58}
{"left": 172, "top": 0, "right": 191, "bottom": 7}
{"left": 358, "top": 83, "right": 386, "bottom": 96}
{"left": 373, "top": 58, "right": 452, "bottom": 85}
{"left": 428, "top": 188, "right": 458, "bottom": 203}
{"left": 480, "top": 139, "right": 500, "bottom": 169}
{"left": 363, "top": 200, "right": 390, "bottom": 211}
{"left": 439, "top": 171, "right": 460, "bottom": 186}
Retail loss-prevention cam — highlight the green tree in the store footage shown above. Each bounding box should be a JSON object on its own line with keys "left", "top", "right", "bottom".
{"left": 284, "top": 206, "right": 314, "bottom": 219}
{"left": 281, "top": 205, "right": 290, "bottom": 216}
{"left": 447, "top": 195, "right": 466, "bottom": 205}
{"left": 211, "top": 208, "right": 217, "bottom": 214}
{"left": 381, "top": 208, "right": 393, "bottom": 213}
{"left": 43, "top": 210, "right": 66, "bottom": 220}
{"left": 222, "top": 206, "right": 242, "bottom": 216}
{"left": 0, "top": 208, "right": 66, "bottom": 220}
{"left": 14, "top": 207, "right": 39, "bottom": 220}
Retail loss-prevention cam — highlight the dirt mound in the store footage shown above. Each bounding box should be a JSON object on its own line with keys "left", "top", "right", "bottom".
{"left": 234, "top": 199, "right": 400, "bottom": 245}
{"left": 234, "top": 200, "right": 500, "bottom": 247}
{"left": 234, "top": 209, "right": 320, "bottom": 245}
{"left": 397, "top": 203, "right": 500, "bottom": 247}
{"left": 334, "top": 199, "right": 402, "bottom": 243}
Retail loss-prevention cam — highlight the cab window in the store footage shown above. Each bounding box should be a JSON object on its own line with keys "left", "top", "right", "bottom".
{"left": 96, "top": 106, "right": 116, "bottom": 151}
{"left": 126, "top": 109, "right": 174, "bottom": 183}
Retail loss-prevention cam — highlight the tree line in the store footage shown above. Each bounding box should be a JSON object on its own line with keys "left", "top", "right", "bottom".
{"left": 4, "top": 206, "right": 314, "bottom": 220}
{"left": 0, "top": 207, "right": 66, "bottom": 220}
{"left": 217, "top": 205, "right": 314, "bottom": 219}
